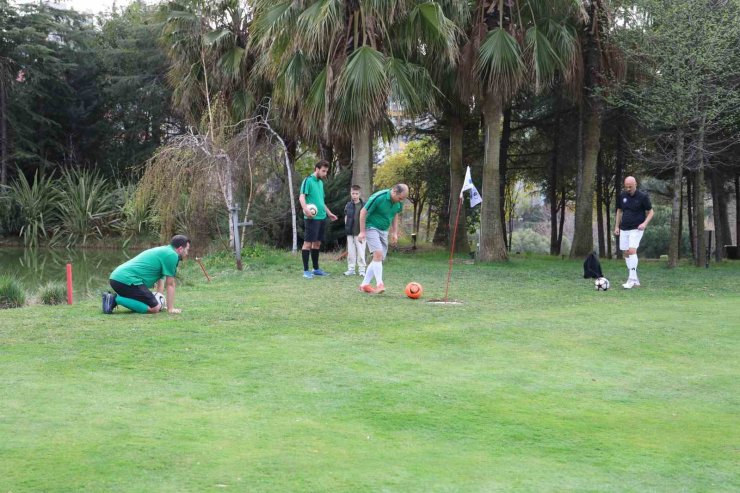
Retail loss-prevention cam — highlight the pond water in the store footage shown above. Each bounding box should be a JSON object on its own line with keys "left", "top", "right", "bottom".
{"left": 0, "top": 247, "right": 135, "bottom": 299}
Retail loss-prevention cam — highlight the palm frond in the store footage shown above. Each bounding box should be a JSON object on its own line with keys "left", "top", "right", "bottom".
{"left": 525, "top": 25, "right": 562, "bottom": 93}
{"left": 475, "top": 28, "right": 525, "bottom": 98}
{"left": 386, "top": 57, "right": 439, "bottom": 115}
{"left": 230, "top": 90, "right": 256, "bottom": 122}
{"left": 364, "top": 0, "right": 407, "bottom": 25}
{"left": 335, "top": 46, "right": 390, "bottom": 131}
{"left": 203, "top": 29, "right": 232, "bottom": 47}
{"left": 295, "top": 0, "right": 344, "bottom": 57}
{"left": 250, "top": 1, "right": 298, "bottom": 49}
{"left": 218, "top": 46, "right": 245, "bottom": 78}
{"left": 275, "top": 50, "right": 314, "bottom": 108}
{"left": 303, "top": 66, "right": 329, "bottom": 140}
{"left": 405, "top": 2, "right": 460, "bottom": 65}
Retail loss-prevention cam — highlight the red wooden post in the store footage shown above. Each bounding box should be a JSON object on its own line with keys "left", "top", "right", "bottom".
{"left": 66, "top": 263, "right": 73, "bottom": 305}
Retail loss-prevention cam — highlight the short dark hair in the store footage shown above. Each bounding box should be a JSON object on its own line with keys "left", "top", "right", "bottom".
{"left": 351, "top": 185, "right": 361, "bottom": 191}
{"left": 170, "top": 235, "right": 190, "bottom": 249}
{"left": 315, "top": 160, "right": 330, "bottom": 170}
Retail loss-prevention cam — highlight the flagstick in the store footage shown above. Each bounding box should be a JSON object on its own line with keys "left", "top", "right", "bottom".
{"left": 444, "top": 194, "right": 464, "bottom": 302}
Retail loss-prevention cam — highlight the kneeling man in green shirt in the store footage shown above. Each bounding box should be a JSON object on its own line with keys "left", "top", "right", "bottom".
{"left": 357, "top": 184, "right": 408, "bottom": 294}
{"left": 103, "top": 235, "right": 191, "bottom": 314}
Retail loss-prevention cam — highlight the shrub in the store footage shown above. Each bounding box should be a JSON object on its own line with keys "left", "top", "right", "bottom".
{"left": 0, "top": 275, "right": 26, "bottom": 308}
{"left": 38, "top": 282, "right": 67, "bottom": 305}
{"left": 53, "top": 168, "right": 122, "bottom": 247}
{"left": 0, "top": 189, "right": 23, "bottom": 236}
{"left": 8, "top": 171, "right": 59, "bottom": 247}
{"left": 639, "top": 205, "right": 691, "bottom": 259}
{"left": 510, "top": 229, "right": 551, "bottom": 254}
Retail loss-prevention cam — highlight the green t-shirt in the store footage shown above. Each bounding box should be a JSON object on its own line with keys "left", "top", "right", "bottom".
{"left": 364, "top": 189, "right": 403, "bottom": 231}
{"left": 110, "top": 245, "right": 180, "bottom": 287}
{"left": 300, "top": 174, "right": 326, "bottom": 220}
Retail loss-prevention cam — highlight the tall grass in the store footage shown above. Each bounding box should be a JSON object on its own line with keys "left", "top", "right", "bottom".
{"left": 0, "top": 189, "right": 23, "bottom": 235}
{"left": 118, "top": 182, "right": 158, "bottom": 246}
{"left": 7, "top": 171, "right": 59, "bottom": 247}
{"left": 0, "top": 275, "right": 25, "bottom": 308}
{"left": 37, "top": 281, "right": 66, "bottom": 305}
{"left": 53, "top": 168, "right": 121, "bottom": 247}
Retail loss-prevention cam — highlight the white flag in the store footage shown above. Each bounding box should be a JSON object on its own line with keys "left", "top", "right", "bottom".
{"left": 469, "top": 185, "right": 482, "bottom": 208}
{"left": 460, "top": 166, "right": 482, "bottom": 207}
{"left": 460, "top": 166, "right": 475, "bottom": 194}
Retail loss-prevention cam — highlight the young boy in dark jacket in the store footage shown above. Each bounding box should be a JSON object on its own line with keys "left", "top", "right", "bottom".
{"left": 343, "top": 185, "right": 366, "bottom": 276}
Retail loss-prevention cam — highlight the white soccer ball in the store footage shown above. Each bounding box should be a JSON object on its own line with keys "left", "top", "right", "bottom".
{"left": 154, "top": 292, "right": 166, "bottom": 308}
{"left": 307, "top": 204, "right": 318, "bottom": 216}
{"left": 595, "top": 277, "right": 610, "bottom": 291}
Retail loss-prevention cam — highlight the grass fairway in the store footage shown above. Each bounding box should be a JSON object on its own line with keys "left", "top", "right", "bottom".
{"left": 1, "top": 249, "right": 738, "bottom": 492}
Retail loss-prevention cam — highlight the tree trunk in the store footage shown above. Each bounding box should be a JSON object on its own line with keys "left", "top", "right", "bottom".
{"left": 425, "top": 202, "right": 432, "bottom": 242}
{"left": 694, "top": 167, "right": 706, "bottom": 267}
{"left": 668, "top": 129, "right": 684, "bottom": 268}
{"left": 448, "top": 116, "right": 469, "bottom": 254}
{"left": 718, "top": 175, "right": 731, "bottom": 258}
{"left": 605, "top": 186, "right": 612, "bottom": 259}
{"left": 319, "top": 139, "right": 334, "bottom": 164}
{"left": 0, "top": 74, "right": 7, "bottom": 187}
{"left": 710, "top": 168, "right": 725, "bottom": 262}
{"left": 570, "top": 98, "right": 602, "bottom": 258}
{"left": 596, "top": 149, "right": 605, "bottom": 258}
{"left": 351, "top": 126, "right": 372, "bottom": 197}
{"left": 614, "top": 121, "right": 626, "bottom": 259}
{"left": 478, "top": 91, "right": 508, "bottom": 262}
{"left": 694, "top": 118, "right": 707, "bottom": 267}
{"left": 549, "top": 117, "right": 560, "bottom": 255}
{"left": 557, "top": 189, "right": 566, "bottom": 255}
{"left": 499, "top": 107, "right": 511, "bottom": 249}
{"left": 615, "top": 118, "right": 625, "bottom": 212}
{"left": 687, "top": 173, "right": 694, "bottom": 260}
{"left": 735, "top": 172, "right": 739, "bottom": 244}
{"left": 678, "top": 179, "right": 683, "bottom": 260}
{"left": 416, "top": 199, "right": 424, "bottom": 236}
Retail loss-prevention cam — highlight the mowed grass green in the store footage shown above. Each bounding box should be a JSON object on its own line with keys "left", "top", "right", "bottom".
{"left": 1, "top": 249, "right": 738, "bottom": 492}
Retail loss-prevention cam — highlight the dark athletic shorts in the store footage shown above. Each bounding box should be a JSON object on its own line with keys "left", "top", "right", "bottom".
{"left": 304, "top": 218, "right": 326, "bottom": 243}
{"left": 109, "top": 279, "right": 159, "bottom": 308}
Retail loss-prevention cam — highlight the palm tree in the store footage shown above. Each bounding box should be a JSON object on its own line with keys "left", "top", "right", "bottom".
{"left": 157, "top": 0, "right": 258, "bottom": 126}
{"left": 569, "top": 0, "right": 622, "bottom": 258}
{"left": 250, "top": 0, "right": 459, "bottom": 194}
{"left": 458, "top": 0, "right": 582, "bottom": 261}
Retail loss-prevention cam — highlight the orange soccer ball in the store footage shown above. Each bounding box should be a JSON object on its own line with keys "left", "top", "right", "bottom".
{"left": 404, "top": 282, "right": 423, "bottom": 299}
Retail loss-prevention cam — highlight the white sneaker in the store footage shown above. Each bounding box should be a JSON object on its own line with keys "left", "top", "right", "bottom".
{"left": 358, "top": 271, "right": 365, "bottom": 276}
{"left": 344, "top": 270, "right": 355, "bottom": 276}
{"left": 622, "top": 279, "right": 638, "bottom": 289}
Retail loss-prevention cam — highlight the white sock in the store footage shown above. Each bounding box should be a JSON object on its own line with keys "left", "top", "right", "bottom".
{"left": 373, "top": 261, "right": 383, "bottom": 285}
{"left": 362, "top": 263, "right": 375, "bottom": 285}
{"left": 629, "top": 254, "right": 638, "bottom": 280}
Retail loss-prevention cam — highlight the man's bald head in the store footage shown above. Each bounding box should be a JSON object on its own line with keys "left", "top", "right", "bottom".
{"left": 391, "top": 184, "right": 409, "bottom": 202}
{"left": 624, "top": 176, "right": 637, "bottom": 195}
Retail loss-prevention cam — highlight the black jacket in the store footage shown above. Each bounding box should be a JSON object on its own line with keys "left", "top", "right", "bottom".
{"left": 583, "top": 252, "right": 603, "bottom": 279}
{"left": 344, "top": 199, "right": 364, "bottom": 236}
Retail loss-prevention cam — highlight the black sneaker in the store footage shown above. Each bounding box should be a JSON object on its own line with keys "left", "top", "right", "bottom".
{"left": 102, "top": 292, "right": 117, "bottom": 314}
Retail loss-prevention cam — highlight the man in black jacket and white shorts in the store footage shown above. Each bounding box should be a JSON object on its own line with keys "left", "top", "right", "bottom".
{"left": 614, "top": 176, "right": 654, "bottom": 289}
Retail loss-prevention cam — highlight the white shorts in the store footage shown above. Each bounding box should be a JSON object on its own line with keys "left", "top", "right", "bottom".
{"left": 365, "top": 228, "right": 388, "bottom": 260}
{"left": 619, "top": 229, "right": 644, "bottom": 251}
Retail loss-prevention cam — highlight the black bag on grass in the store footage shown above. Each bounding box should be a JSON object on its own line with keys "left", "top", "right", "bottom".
{"left": 583, "top": 252, "right": 603, "bottom": 279}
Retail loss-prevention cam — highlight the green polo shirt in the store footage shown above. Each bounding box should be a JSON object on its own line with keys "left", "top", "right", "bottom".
{"left": 110, "top": 245, "right": 180, "bottom": 287}
{"left": 300, "top": 174, "right": 327, "bottom": 220}
{"left": 364, "top": 189, "right": 403, "bottom": 231}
